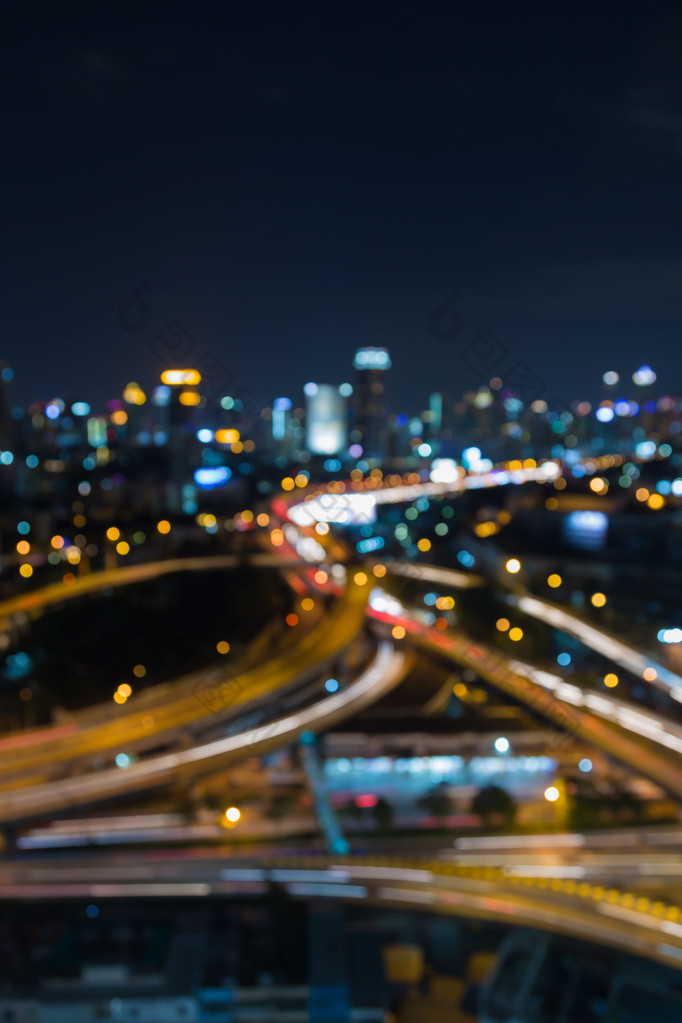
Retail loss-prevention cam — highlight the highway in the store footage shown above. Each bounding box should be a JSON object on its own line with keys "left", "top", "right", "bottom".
{"left": 0, "top": 584, "right": 353, "bottom": 780}
{"left": 3, "top": 450, "right": 682, "bottom": 976}
{"left": 3, "top": 470, "right": 678, "bottom": 826}
{"left": 503, "top": 589, "right": 682, "bottom": 698}
{"left": 446, "top": 829, "right": 682, "bottom": 884}
{"left": 384, "top": 558, "right": 682, "bottom": 698}
{"left": 1, "top": 850, "right": 681, "bottom": 968}
{"left": 366, "top": 589, "right": 682, "bottom": 800}
{"left": 287, "top": 461, "right": 562, "bottom": 528}
{"left": 0, "top": 636, "right": 408, "bottom": 823}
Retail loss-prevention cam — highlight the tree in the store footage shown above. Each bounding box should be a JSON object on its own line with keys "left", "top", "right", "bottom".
{"left": 565, "top": 775, "right": 646, "bottom": 829}
{"left": 470, "top": 785, "right": 517, "bottom": 828}
{"left": 372, "top": 797, "right": 395, "bottom": 832}
{"left": 417, "top": 789, "right": 452, "bottom": 818}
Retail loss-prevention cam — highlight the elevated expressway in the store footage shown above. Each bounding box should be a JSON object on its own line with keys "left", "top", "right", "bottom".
{"left": 3, "top": 456, "right": 682, "bottom": 970}
{"left": 367, "top": 592, "right": 682, "bottom": 800}
{"left": 0, "top": 572, "right": 409, "bottom": 823}
{"left": 1, "top": 850, "right": 682, "bottom": 970}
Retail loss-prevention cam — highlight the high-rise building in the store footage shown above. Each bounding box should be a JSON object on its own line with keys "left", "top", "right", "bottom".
{"left": 159, "top": 369, "right": 202, "bottom": 511}
{"left": 0, "top": 363, "right": 14, "bottom": 445}
{"left": 352, "top": 348, "right": 390, "bottom": 459}
{"left": 160, "top": 368, "right": 202, "bottom": 428}
{"left": 426, "top": 391, "right": 442, "bottom": 437}
{"left": 304, "top": 384, "right": 348, "bottom": 456}
{"left": 271, "top": 396, "right": 293, "bottom": 457}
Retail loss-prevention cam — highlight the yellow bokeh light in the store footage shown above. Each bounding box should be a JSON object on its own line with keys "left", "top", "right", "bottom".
{"left": 19, "top": 564, "right": 33, "bottom": 578}
{"left": 547, "top": 573, "right": 562, "bottom": 588}
{"left": 635, "top": 487, "right": 649, "bottom": 502}
{"left": 553, "top": 478, "right": 567, "bottom": 491}
{"left": 475, "top": 521, "right": 498, "bottom": 538}
{"left": 648, "top": 493, "right": 664, "bottom": 510}
{"left": 113, "top": 691, "right": 127, "bottom": 704}
{"left": 295, "top": 474, "right": 308, "bottom": 488}
{"left": 509, "top": 627, "right": 523, "bottom": 641}
{"left": 106, "top": 527, "right": 120, "bottom": 541}
{"left": 301, "top": 597, "right": 314, "bottom": 611}
{"left": 314, "top": 569, "right": 328, "bottom": 584}
{"left": 216, "top": 640, "right": 230, "bottom": 655}
{"left": 178, "top": 390, "right": 200, "bottom": 406}
{"left": 123, "top": 382, "right": 146, "bottom": 405}
{"left": 643, "top": 667, "right": 658, "bottom": 682}
{"left": 117, "top": 683, "right": 132, "bottom": 698}
{"left": 271, "top": 528, "right": 284, "bottom": 547}
{"left": 417, "top": 538, "right": 431, "bottom": 552}
{"left": 372, "top": 564, "right": 386, "bottom": 577}
{"left": 73, "top": 514, "right": 86, "bottom": 528}
{"left": 453, "top": 682, "right": 467, "bottom": 698}
{"left": 16, "top": 540, "right": 30, "bottom": 555}
{"left": 133, "top": 664, "right": 146, "bottom": 678}
{"left": 256, "top": 513, "right": 270, "bottom": 527}
{"left": 51, "top": 535, "right": 64, "bottom": 549}
{"left": 603, "top": 673, "right": 619, "bottom": 688}
{"left": 111, "top": 409, "right": 128, "bottom": 426}
{"left": 505, "top": 558, "right": 521, "bottom": 574}
{"left": 591, "top": 592, "right": 607, "bottom": 607}
{"left": 589, "top": 477, "right": 607, "bottom": 494}
{"left": 281, "top": 477, "right": 295, "bottom": 491}
{"left": 392, "top": 625, "right": 406, "bottom": 639}
{"left": 67, "top": 547, "right": 81, "bottom": 564}
{"left": 161, "top": 369, "right": 201, "bottom": 386}
{"left": 157, "top": 520, "right": 171, "bottom": 534}
{"left": 225, "top": 807, "right": 241, "bottom": 822}
{"left": 496, "top": 618, "right": 510, "bottom": 632}
{"left": 215, "top": 428, "right": 240, "bottom": 444}
{"left": 545, "top": 497, "right": 559, "bottom": 510}
{"left": 544, "top": 786, "right": 560, "bottom": 803}
{"left": 354, "top": 572, "right": 368, "bottom": 586}
{"left": 116, "top": 541, "right": 130, "bottom": 556}
{"left": 436, "top": 596, "right": 455, "bottom": 610}
{"left": 315, "top": 522, "right": 330, "bottom": 535}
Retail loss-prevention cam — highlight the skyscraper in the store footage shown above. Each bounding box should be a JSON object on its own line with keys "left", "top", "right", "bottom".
{"left": 0, "top": 363, "right": 14, "bottom": 446}
{"left": 304, "top": 384, "right": 348, "bottom": 456}
{"left": 352, "top": 348, "right": 390, "bottom": 459}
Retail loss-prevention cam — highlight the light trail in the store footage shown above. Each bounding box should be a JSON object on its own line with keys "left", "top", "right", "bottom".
{"left": 505, "top": 592, "right": 682, "bottom": 696}
{"left": 509, "top": 657, "right": 682, "bottom": 754}
{"left": 0, "top": 641, "right": 407, "bottom": 822}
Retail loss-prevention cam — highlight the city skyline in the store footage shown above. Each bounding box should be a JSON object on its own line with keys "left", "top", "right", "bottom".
{"left": 1, "top": 345, "right": 670, "bottom": 418}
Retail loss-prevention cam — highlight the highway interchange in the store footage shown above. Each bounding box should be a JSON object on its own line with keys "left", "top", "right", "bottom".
{"left": 2, "top": 453, "right": 682, "bottom": 969}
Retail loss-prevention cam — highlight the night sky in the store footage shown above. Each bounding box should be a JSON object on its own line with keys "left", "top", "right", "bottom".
{"left": 4, "top": 4, "right": 682, "bottom": 414}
